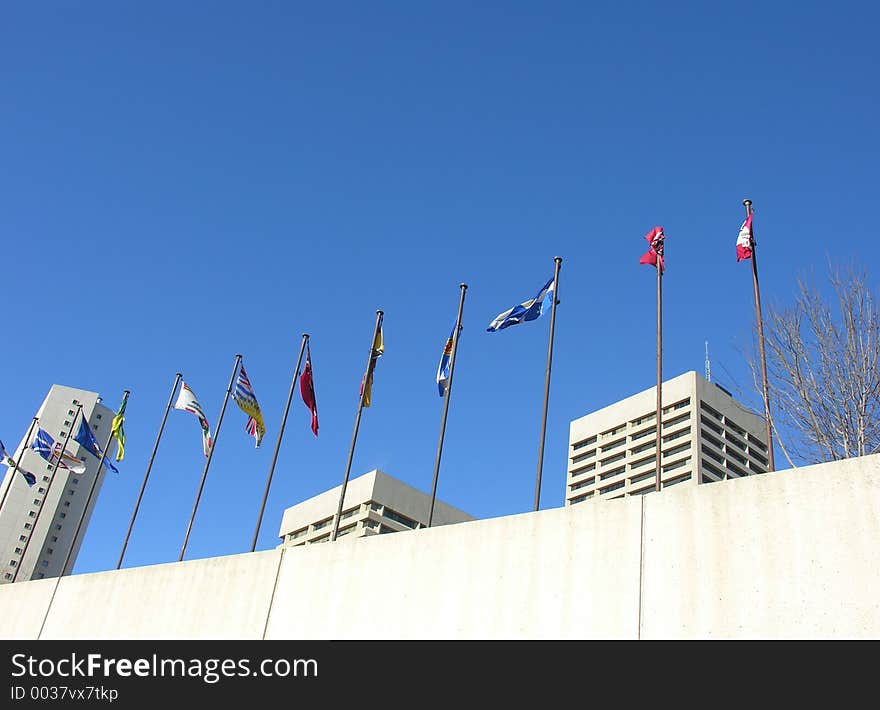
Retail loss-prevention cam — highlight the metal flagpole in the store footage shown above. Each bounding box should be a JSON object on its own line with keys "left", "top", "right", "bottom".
{"left": 250, "top": 334, "right": 309, "bottom": 552}
{"left": 655, "top": 256, "right": 663, "bottom": 492}
{"left": 180, "top": 354, "right": 242, "bottom": 561}
{"left": 428, "top": 284, "right": 467, "bottom": 527}
{"left": 330, "top": 309, "right": 383, "bottom": 542}
{"left": 0, "top": 416, "right": 39, "bottom": 516}
{"left": 61, "top": 391, "right": 128, "bottom": 577}
{"left": 117, "top": 373, "right": 181, "bottom": 569}
{"left": 744, "top": 199, "right": 775, "bottom": 472}
{"left": 13, "top": 406, "right": 82, "bottom": 583}
{"left": 534, "top": 256, "right": 562, "bottom": 511}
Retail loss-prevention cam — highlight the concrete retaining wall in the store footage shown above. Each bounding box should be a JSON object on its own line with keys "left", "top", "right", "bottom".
{"left": 1, "top": 455, "right": 877, "bottom": 639}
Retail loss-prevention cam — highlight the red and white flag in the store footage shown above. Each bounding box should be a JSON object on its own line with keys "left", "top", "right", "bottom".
{"left": 639, "top": 226, "right": 665, "bottom": 272}
{"left": 736, "top": 214, "right": 753, "bottom": 262}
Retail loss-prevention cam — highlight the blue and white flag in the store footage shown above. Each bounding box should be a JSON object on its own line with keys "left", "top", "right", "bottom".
{"left": 486, "top": 277, "right": 554, "bottom": 332}
{"left": 436, "top": 326, "right": 455, "bottom": 396}
{"left": 74, "top": 417, "right": 119, "bottom": 473}
{"left": 31, "top": 427, "right": 86, "bottom": 474}
{"left": 1, "top": 439, "right": 36, "bottom": 486}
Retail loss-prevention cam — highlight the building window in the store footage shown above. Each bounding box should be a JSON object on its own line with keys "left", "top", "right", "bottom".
{"left": 663, "top": 457, "right": 691, "bottom": 473}
{"left": 96, "top": 413, "right": 102, "bottom": 420}
{"left": 72, "top": 399, "right": 80, "bottom": 405}
{"left": 59, "top": 513, "right": 66, "bottom": 519}
{"left": 601, "top": 437, "right": 626, "bottom": 452}
{"left": 41, "top": 560, "right": 49, "bottom": 567}
{"left": 9, "top": 560, "right": 16, "bottom": 567}
{"left": 55, "top": 525, "right": 62, "bottom": 531}
{"left": 63, "top": 501, "right": 70, "bottom": 507}
{"left": 312, "top": 518, "right": 332, "bottom": 531}
{"left": 51, "top": 536, "right": 58, "bottom": 543}
{"left": 571, "top": 449, "right": 596, "bottom": 464}
{"left": 4, "top": 573, "right": 11, "bottom": 580}
{"left": 37, "top": 573, "right": 44, "bottom": 579}
{"left": 28, "top": 511, "right": 36, "bottom": 518}
{"left": 63, "top": 420, "right": 71, "bottom": 427}
{"left": 46, "top": 548, "right": 53, "bottom": 555}
{"left": 369, "top": 502, "right": 382, "bottom": 512}
{"left": 363, "top": 519, "right": 379, "bottom": 530}
{"left": 68, "top": 409, "right": 75, "bottom": 416}
{"left": 570, "top": 462, "right": 596, "bottom": 477}
{"left": 42, "top": 475, "right": 50, "bottom": 482}
{"left": 663, "top": 443, "right": 691, "bottom": 459}
{"left": 599, "top": 465, "right": 626, "bottom": 481}
{"left": 665, "top": 473, "right": 692, "bottom": 487}
{"left": 38, "top": 487, "right": 45, "bottom": 494}
{"left": 14, "top": 547, "right": 23, "bottom": 554}
{"left": 68, "top": 490, "right": 75, "bottom": 496}
{"left": 569, "top": 479, "right": 593, "bottom": 492}
{"left": 629, "top": 471, "right": 655, "bottom": 485}
{"left": 33, "top": 499, "right": 41, "bottom": 506}
{"left": 24, "top": 523, "right": 32, "bottom": 530}
{"left": 19, "top": 535, "right": 26, "bottom": 542}
{"left": 700, "top": 401, "right": 722, "bottom": 420}
{"left": 382, "top": 508, "right": 418, "bottom": 529}
{"left": 570, "top": 492, "right": 593, "bottom": 505}
{"left": 378, "top": 525, "right": 396, "bottom": 534}
{"left": 340, "top": 507, "right": 359, "bottom": 520}
{"left": 572, "top": 435, "right": 597, "bottom": 450}
{"left": 72, "top": 478, "right": 79, "bottom": 485}
{"left": 599, "top": 480, "right": 625, "bottom": 495}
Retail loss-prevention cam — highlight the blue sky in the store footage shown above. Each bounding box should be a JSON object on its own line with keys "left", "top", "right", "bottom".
{"left": 2, "top": 2, "right": 877, "bottom": 575}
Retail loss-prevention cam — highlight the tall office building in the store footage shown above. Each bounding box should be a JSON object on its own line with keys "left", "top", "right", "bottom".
{"left": 278, "top": 469, "right": 474, "bottom": 547}
{"left": 0, "top": 385, "right": 116, "bottom": 584}
{"left": 566, "top": 371, "right": 769, "bottom": 505}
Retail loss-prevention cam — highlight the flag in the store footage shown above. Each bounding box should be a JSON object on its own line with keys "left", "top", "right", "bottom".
{"left": 360, "top": 324, "right": 384, "bottom": 408}
{"left": 174, "top": 382, "right": 213, "bottom": 457}
{"left": 30, "top": 427, "right": 86, "bottom": 474}
{"left": 111, "top": 394, "right": 127, "bottom": 462}
{"left": 736, "top": 214, "right": 753, "bottom": 262}
{"left": 233, "top": 363, "right": 266, "bottom": 448}
{"left": 486, "top": 277, "right": 554, "bottom": 332}
{"left": 436, "top": 326, "right": 454, "bottom": 396}
{"left": 299, "top": 346, "right": 319, "bottom": 436}
{"left": 639, "top": 226, "right": 665, "bottom": 272}
{"left": 1, "top": 439, "right": 36, "bottom": 486}
{"left": 73, "top": 417, "right": 119, "bottom": 473}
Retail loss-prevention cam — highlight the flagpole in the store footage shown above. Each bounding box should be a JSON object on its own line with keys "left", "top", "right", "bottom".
{"left": 180, "top": 354, "right": 242, "bottom": 561}
{"left": 744, "top": 199, "right": 775, "bottom": 472}
{"left": 330, "top": 309, "right": 383, "bottom": 542}
{"left": 0, "top": 416, "right": 39, "bottom": 517}
{"left": 655, "top": 256, "right": 663, "bottom": 492}
{"left": 428, "top": 284, "right": 467, "bottom": 527}
{"left": 534, "top": 256, "right": 562, "bottom": 511}
{"left": 60, "top": 390, "right": 129, "bottom": 577}
{"left": 117, "top": 373, "right": 181, "bottom": 569}
{"left": 13, "top": 406, "right": 82, "bottom": 583}
{"left": 250, "top": 334, "right": 309, "bottom": 552}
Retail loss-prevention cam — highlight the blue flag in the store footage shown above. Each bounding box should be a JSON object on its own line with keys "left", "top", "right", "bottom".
{"left": 74, "top": 418, "right": 119, "bottom": 473}
{"left": 486, "top": 277, "right": 554, "bottom": 332}
{"left": 436, "top": 326, "right": 454, "bottom": 396}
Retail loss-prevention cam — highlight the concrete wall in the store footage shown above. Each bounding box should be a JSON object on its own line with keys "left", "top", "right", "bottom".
{"left": 1, "top": 455, "right": 877, "bottom": 640}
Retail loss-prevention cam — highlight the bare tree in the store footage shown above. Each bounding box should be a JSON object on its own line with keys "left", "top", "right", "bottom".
{"left": 751, "top": 261, "right": 880, "bottom": 465}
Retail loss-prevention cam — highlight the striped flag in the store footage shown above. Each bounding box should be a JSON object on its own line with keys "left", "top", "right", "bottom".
{"left": 436, "top": 326, "right": 454, "bottom": 396}
{"left": 233, "top": 363, "right": 266, "bottom": 448}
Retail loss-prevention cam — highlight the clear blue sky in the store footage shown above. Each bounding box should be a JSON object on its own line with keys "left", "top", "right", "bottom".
{"left": 2, "top": 2, "right": 876, "bottom": 575}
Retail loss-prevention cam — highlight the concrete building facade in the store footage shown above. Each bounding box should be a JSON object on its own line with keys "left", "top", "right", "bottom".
{"left": 566, "top": 371, "right": 769, "bottom": 506}
{"left": 0, "top": 385, "right": 116, "bottom": 584}
{"left": 278, "top": 469, "right": 474, "bottom": 546}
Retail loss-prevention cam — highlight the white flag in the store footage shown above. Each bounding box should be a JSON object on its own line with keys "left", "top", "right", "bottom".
{"left": 174, "top": 382, "right": 213, "bottom": 457}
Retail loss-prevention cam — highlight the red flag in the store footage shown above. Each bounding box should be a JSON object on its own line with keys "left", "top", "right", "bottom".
{"left": 736, "top": 214, "right": 753, "bottom": 262}
{"left": 300, "top": 347, "right": 318, "bottom": 436}
{"left": 639, "top": 226, "right": 665, "bottom": 272}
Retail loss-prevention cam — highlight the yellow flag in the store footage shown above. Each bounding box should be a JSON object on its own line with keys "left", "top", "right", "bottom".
{"left": 110, "top": 393, "right": 128, "bottom": 462}
{"left": 361, "top": 325, "right": 384, "bottom": 407}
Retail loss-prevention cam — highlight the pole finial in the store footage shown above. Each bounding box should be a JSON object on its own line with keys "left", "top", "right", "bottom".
{"left": 743, "top": 198, "right": 752, "bottom": 207}
{"left": 554, "top": 256, "right": 562, "bottom": 263}
{"left": 302, "top": 333, "right": 309, "bottom": 339}
{"left": 123, "top": 389, "right": 131, "bottom": 395}
{"left": 460, "top": 282, "right": 468, "bottom": 290}
{"left": 377, "top": 309, "right": 384, "bottom": 316}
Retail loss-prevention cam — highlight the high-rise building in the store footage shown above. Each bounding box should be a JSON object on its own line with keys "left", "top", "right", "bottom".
{"left": 566, "top": 371, "right": 769, "bottom": 506}
{"left": 0, "top": 385, "right": 116, "bottom": 583}
{"left": 278, "top": 469, "right": 474, "bottom": 547}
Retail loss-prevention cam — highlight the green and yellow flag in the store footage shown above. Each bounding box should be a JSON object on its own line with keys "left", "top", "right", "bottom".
{"left": 111, "top": 392, "right": 128, "bottom": 462}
